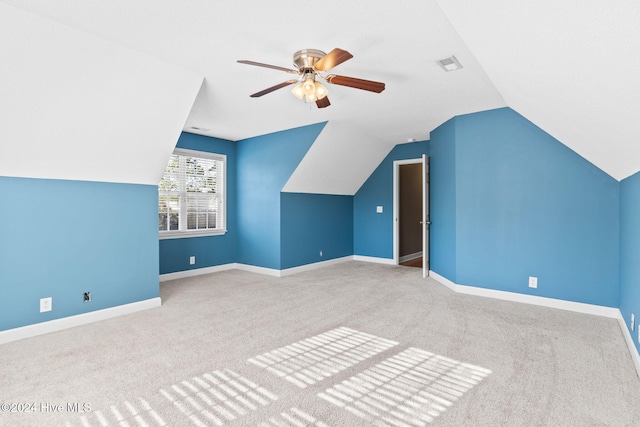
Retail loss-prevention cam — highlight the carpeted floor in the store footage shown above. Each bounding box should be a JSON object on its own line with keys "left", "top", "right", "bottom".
{"left": 1, "top": 261, "right": 638, "bottom": 426}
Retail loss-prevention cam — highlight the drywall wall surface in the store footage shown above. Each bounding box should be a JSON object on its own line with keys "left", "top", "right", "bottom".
{"left": 428, "top": 119, "right": 458, "bottom": 282}
{"left": 0, "top": 176, "right": 159, "bottom": 331}
{"left": 453, "top": 108, "right": 619, "bottom": 306}
{"left": 620, "top": 171, "right": 640, "bottom": 354}
{"left": 236, "top": 122, "right": 326, "bottom": 269}
{"left": 354, "top": 141, "right": 429, "bottom": 260}
{"left": 280, "top": 193, "right": 353, "bottom": 269}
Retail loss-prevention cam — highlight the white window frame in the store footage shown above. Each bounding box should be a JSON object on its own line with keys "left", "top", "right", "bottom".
{"left": 158, "top": 148, "right": 227, "bottom": 240}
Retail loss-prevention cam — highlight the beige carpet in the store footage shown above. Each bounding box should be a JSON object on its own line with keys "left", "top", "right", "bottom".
{"left": 1, "top": 261, "right": 638, "bottom": 426}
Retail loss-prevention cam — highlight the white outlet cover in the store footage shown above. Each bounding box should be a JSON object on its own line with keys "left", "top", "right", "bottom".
{"left": 40, "top": 297, "right": 52, "bottom": 313}
{"left": 376, "top": 206, "right": 383, "bottom": 213}
{"left": 189, "top": 256, "right": 195, "bottom": 265}
{"left": 632, "top": 313, "right": 635, "bottom": 331}
{"left": 528, "top": 277, "right": 538, "bottom": 288}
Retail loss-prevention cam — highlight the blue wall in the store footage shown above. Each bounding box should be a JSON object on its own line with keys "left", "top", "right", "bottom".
{"left": 0, "top": 177, "right": 159, "bottom": 331}
{"left": 429, "top": 119, "right": 457, "bottom": 281}
{"left": 160, "top": 124, "right": 353, "bottom": 273}
{"left": 620, "top": 171, "right": 640, "bottom": 353}
{"left": 236, "top": 122, "right": 326, "bottom": 269}
{"left": 430, "top": 108, "right": 620, "bottom": 307}
{"left": 353, "top": 141, "right": 429, "bottom": 259}
{"left": 159, "top": 132, "right": 237, "bottom": 274}
{"left": 281, "top": 193, "right": 353, "bottom": 269}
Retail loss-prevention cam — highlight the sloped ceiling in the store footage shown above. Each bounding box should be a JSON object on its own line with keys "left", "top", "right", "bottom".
{"left": 2, "top": 0, "right": 639, "bottom": 191}
{"left": 0, "top": 3, "right": 203, "bottom": 185}
{"left": 437, "top": 0, "right": 640, "bottom": 182}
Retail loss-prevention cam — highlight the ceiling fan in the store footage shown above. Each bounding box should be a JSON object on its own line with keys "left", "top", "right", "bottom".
{"left": 237, "top": 48, "right": 385, "bottom": 108}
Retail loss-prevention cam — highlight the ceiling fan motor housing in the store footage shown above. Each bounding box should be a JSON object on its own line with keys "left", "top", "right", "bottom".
{"left": 238, "top": 47, "right": 384, "bottom": 106}
{"left": 293, "top": 49, "right": 326, "bottom": 70}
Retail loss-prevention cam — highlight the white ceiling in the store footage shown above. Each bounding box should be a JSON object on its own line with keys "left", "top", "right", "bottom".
{"left": 2, "top": 0, "right": 639, "bottom": 191}
{"left": 437, "top": 0, "right": 640, "bottom": 182}
{"left": 0, "top": 3, "right": 202, "bottom": 185}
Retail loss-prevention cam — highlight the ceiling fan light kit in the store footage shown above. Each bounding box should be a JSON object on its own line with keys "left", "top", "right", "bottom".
{"left": 238, "top": 48, "right": 385, "bottom": 108}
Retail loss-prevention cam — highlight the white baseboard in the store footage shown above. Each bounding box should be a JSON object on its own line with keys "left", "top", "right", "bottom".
{"left": 236, "top": 256, "right": 355, "bottom": 277}
{"left": 399, "top": 251, "right": 422, "bottom": 263}
{"left": 160, "top": 263, "right": 237, "bottom": 282}
{"left": 353, "top": 255, "right": 396, "bottom": 265}
{"left": 279, "top": 256, "right": 353, "bottom": 277}
{"left": 429, "top": 270, "right": 457, "bottom": 292}
{"left": 616, "top": 312, "right": 640, "bottom": 380}
{"left": 428, "top": 270, "right": 619, "bottom": 318}
{"left": 0, "top": 297, "right": 161, "bottom": 346}
{"left": 161, "top": 256, "right": 392, "bottom": 281}
{"left": 235, "top": 263, "right": 282, "bottom": 277}
{"left": 428, "top": 270, "right": 639, "bottom": 379}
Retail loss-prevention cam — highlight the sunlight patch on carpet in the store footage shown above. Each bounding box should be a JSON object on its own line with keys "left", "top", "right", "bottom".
{"left": 71, "top": 398, "right": 166, "bottom": 427}
{"left": 159, "top": 369, "right": 278, "bottom": 426}
{"left": 318, "top": 347, "right": 491, "bottom": 426}
{"left": 258, "top": 407, "right": 330, "bottom": 427}
{"left": 248, "top": 327, "right": 399, "bottom": 388}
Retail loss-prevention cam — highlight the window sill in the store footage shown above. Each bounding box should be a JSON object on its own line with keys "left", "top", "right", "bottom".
{"left": 159, "top": 229, "right": 227, "bottom": 240}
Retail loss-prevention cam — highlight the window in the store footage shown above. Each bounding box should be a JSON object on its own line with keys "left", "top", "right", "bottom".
{"left": 158, "top": 148, "right": 226, "bottom": 238}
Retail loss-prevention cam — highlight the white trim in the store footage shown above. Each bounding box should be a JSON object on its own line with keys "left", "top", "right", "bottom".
{"left": 280, "top": 256, "right": 353, "bottom": 277}
{"left": 0, "top": 298, "right": 161, "bottom": 346}
{"left": 422, "top": 154, "right": 429, "bottom": 279}
{"left": 160, "top": 263, "right": 237, "bottom": 282}
{"left": 428, "top": 269, "right": 640, "bottom": 378}
{"left": 393, "top": 158, "right": 423, "bottom": 266}
{"left": 353, "top": 255, "right": 396, "bottom": 265}
{"left": 159, "top": 148, "right": 227, "bottom": 236}
{"left": 616, "top": 312, "right": 640, "bottom": 380}
{"left": 428, "top": 270, "right": 619, "bottom": 318}
{"left": 161, "top": 256, "right": 398, "bottom": 280}
{"left": 428, "top": 270, "right": 457, "bottom": 292}
{"left": 161, "top": 257, "right": 355, "bottom": 281}
{"left": 159, "top": 229, "right": 228, "bottom": 240}
{"left": 399, "top": 251, "right": 423, "bottom": 263}
{"left": 235, "top": 263, "right": 282, "bottom": 277}
{"left": 173, "top": 148, "right": 225, "bottom": 162}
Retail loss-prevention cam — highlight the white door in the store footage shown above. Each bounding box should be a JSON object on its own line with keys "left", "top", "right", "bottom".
{"left": 422, "top": 154, "right": 430, "bottom": 278}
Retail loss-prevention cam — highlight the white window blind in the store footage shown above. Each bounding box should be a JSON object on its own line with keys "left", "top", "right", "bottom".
{"left": 158, "top": 149, "right": 225, "bottom": 237}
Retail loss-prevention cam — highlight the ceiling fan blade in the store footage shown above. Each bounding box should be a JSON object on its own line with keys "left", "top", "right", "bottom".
{"left": 237, "top": 60, "right": 299, "bottom": 74}
{"left": 250, "top": 80, "right": 298, "bottom": 97}
{"left": 314, "top": 48, "right": 353, "bottom": 72}
{"left": 316, "top": 96, "right": 331, "bottom": 109}
{"left": 326, "top": 74, "right": 386, "bottom": 93}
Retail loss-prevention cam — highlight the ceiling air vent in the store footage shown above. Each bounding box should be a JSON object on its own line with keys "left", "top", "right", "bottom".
{"left": 437, "top": 56, "right": 463, "bottom": 72}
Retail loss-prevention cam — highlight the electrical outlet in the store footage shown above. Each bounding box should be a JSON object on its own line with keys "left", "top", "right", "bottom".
{"left": 319, "top": 250, "right": 323, "bottom": 257}
{"left": 376, "top": 206, "right": 383, "bottom": 213}
{"left": 189, "top": 256, "right": 196, "bottom": 265}
{"left": 528, "top": 276, "right": 538, "bottom": 289}
{"left": 40, "top": 297, "right": 52, "bottom": 313}
{"left": 83, "top": 292, "right": 91, "bottom": 303}
{"left": 632, "top": 313, "right": 635, "bottom": 331}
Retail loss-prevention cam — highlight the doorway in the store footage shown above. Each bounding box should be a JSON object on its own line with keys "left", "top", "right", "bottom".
{"left": 393, "top": 156, "right": 429, "bottom": 277}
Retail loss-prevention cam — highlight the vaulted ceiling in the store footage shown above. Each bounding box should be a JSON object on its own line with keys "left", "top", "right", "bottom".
{"left": 2, "top": 1, "right": 639, "bottom": 192}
